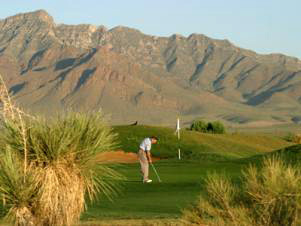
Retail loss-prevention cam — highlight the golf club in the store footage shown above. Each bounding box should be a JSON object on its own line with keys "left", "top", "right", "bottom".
{"left": 151, "top": 163, "right": 162, "bottom": 182}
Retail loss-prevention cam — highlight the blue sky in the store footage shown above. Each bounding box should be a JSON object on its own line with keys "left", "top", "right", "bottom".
{"left": 1, "top": 0, "right": 300, "bottom": 59}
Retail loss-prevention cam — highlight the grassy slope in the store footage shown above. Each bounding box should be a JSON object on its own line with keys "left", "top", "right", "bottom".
{"left": 81, "top": 125, "right": 295, "bottom": 221}
{"left": 238, "top": 144, "right": 301, "bottom": 165}
{"left": 113, "top": 125, "right": 290, "bottom": 159}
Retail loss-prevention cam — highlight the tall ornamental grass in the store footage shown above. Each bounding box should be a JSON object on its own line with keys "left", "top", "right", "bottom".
{"left": 0, "top": 113, "right": 123, "bottom": 225}
{"left": 182, "top": 157, "right": 301, "bottom": 226}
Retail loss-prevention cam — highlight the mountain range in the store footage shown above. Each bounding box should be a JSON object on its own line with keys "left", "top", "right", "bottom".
{"left": 0, "top": 10, "right": 301, "bottom": 126}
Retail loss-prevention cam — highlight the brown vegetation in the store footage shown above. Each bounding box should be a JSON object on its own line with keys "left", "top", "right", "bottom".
{"left": 182, "top": 157, "right": 301, "bottom": 226}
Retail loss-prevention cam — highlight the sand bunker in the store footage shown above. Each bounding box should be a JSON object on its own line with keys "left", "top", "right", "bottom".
{"left": 96, "top": 150, "right": 160, "bottom": 163}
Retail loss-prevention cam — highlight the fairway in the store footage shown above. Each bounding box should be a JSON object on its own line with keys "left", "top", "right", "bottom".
{"left": 82, "top": 159, "right": 247, "bottom": 220}
{"left": 81, "top": 125, "right": 294, "bottom": 222}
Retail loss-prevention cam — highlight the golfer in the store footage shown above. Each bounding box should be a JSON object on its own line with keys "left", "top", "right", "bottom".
{"left": 138, "top": 136, "right": 158, "bottom": 183}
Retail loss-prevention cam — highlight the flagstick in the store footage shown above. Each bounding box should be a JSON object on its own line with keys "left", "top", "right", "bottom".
{"left": 177, "top": 118, "right": 181, "bottom": 160}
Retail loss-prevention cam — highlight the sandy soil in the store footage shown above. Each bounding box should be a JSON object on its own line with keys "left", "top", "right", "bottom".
{"left": 96, "top": 150, "right": 160, "bottom": 163}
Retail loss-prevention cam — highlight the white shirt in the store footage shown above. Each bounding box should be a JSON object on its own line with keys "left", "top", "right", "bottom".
{"left": 139, "top": 138, "right": 152, "bottom": 152}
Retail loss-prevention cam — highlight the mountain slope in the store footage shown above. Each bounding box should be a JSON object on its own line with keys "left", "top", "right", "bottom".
{"left": 0, "top": 10, "right": 301, "bottom": 126}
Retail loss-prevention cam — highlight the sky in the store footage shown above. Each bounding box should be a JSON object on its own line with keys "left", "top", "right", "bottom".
{"left": 0, "top": 0, "right": 300, "bottom": 59}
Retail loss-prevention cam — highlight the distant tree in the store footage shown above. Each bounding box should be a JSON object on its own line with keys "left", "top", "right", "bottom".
{"left": 207, "top": 121, "right": 226, "bottom": 134}
{"left": 190, "top": 119, "right": 208, "bottom": 133}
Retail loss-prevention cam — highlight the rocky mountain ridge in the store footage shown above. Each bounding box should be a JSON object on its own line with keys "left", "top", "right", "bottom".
{"left": 0, "top": 10, "right": 301, "bottom": 126}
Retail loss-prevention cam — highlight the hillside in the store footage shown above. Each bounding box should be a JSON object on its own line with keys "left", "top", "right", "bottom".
{"left": 1, "top": 10, "right": 301, "bottom": 126}
{"left": 113, "top": 125, "right": 291, "bottom": 159}
{"left": 238, "top": 143, "right": 301, "bottom": 165}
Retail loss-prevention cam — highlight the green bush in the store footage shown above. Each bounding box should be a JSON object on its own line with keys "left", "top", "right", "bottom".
{"left": 190, "top": 119, "right": 208, "bottom": 133}
{"left": 191, "top": 120, "right": 225, "bottom": 134}
{"left": 182, "top": 157, "right": 301, "bottom": 226}
{"left": 207, "top": 121, "right": 226, "bottom": 134}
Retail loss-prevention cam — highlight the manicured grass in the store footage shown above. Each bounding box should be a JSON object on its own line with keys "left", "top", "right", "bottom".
{"left": 82, "top": 159, "right": 247, "bottom": 221}
{"left": 79, "top": 125, "right": 294, "bottom": 221}
{"left": 113, "top": 125, "right": 291, "bottom": 159}
{"left": 83, "top": 144, "right": 301, "bottom": 221}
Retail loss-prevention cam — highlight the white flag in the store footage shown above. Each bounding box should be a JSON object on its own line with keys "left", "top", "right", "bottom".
{"left": 175, "top": 118, "right": 180, "bottom": 139}
{"left": 175, "top": 118, "right": 181, "bottom": 159}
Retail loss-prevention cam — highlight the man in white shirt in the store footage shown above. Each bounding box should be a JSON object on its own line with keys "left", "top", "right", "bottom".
{"left": 138, "top": 136, "right": 158, "bottom": 183}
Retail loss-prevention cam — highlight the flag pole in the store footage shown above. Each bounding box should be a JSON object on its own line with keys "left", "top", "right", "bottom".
{"left": 176, "top": 118, "right": 181, "bottom": 160}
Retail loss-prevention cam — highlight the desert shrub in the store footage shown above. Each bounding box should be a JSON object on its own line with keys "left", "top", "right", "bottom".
{"left": 283, "top": 133, "right": 301, "bottom": 144}
{"left": 190, "top": 119, "right": 208, "bottom": 133}
{"left": 207, "top": 121, "right": 226, "bottom": 134}
{"left": 182, "top": 157, "right": 301, "bottom": 226}
{"left": 0, "top": 112, "right": 123, "bottom": 226}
